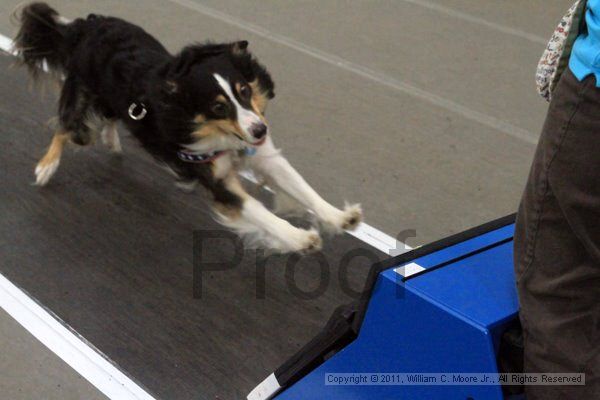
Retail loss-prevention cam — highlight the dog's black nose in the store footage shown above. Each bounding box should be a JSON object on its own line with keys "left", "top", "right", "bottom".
{"left": 251, "top": 123, "right": 267, "bottom": 139}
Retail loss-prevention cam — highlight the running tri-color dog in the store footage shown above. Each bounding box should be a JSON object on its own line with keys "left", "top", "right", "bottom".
{"left": 14, "top": 3, "right": 362, "bottom": 253}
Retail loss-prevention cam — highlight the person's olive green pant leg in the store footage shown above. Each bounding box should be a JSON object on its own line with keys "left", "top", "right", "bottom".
{"left": 514, "top": 68, "right": 600, "bottom": 400}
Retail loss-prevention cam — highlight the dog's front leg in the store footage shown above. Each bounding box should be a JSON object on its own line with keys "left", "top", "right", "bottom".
{"left": 248, "top": 137, "right": 362, "bottom": 233}
{"left": 213, "top": 171, "right": 322, "bottom": 253}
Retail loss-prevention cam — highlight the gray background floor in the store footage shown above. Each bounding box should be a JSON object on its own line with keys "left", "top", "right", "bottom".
{"left": 0, "top": 1, "right": 571, "bottom": 399}
{"left": 0, "top": 309, "right": 106, "bottom": 400}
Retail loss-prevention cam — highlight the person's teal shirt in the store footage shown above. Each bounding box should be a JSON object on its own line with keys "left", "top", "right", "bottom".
{"left": 570, "top": 0, "right": 600, "bottom": 86}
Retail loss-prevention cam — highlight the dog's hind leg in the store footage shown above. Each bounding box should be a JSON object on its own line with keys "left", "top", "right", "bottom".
{"left": 35, "top": 129, "right": 69, "bottom": 186}
{"left": 100, "top": 120, "right": 122, "bottom": 153}
{"left": 58, "top": 76, "right": 97, "bottom": 147}
{"left": 35, "top": 77, "right": 97, "bottom": 185}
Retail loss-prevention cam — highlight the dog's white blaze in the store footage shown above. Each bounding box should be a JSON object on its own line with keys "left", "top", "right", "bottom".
{"left": 213, "top": 74, "right": 261, "bottom": 138}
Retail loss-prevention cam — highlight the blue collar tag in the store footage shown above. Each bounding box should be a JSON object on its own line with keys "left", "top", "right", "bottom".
{"left": 245, "top": 147, "right": 257, "bottom": 156}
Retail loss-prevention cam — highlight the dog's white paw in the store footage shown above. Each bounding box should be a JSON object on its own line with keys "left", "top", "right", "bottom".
{"left": 34, "top": 160, "right": 60, "bottom": 186}
{"left": 340, "top": 203, "right": 363, "bottom": 230}
{"left": 276, "top": 228, "right": 322, "bottom": 254}
{"left": 296, "top": 228, "right": 323, "bottom": 254}
{"left": 319, "top": 203, "right": 363, "bottom": 233}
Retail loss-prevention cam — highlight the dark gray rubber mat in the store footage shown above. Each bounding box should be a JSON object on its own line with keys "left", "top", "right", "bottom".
{"left": 0, "top": 53, "right": 385, "bottom": 400}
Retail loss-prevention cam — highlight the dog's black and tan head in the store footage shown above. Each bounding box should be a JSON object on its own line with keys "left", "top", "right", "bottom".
{"left": 161, "top": 41, "right": 275, "bottom": 155}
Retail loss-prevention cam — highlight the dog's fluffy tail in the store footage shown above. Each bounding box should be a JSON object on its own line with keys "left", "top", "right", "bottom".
{"left": 13, "top": 2, "right": 70, "bottom": 80}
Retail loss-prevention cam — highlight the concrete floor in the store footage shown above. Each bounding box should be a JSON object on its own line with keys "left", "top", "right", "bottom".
{"left": 0, "top": 0, "right": 572, "bottom": 398}
{"left": 0, "top": 309, "right": 107, "bottom": 400}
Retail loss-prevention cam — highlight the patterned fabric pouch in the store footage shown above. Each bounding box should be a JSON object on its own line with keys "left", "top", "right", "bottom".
{"left": 536, "top": 0, "right": 588, "bottom": 101}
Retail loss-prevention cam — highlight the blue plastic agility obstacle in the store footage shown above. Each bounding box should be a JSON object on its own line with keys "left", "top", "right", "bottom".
{"left": 252, "top": 215, "right": 521, "bottom": 400}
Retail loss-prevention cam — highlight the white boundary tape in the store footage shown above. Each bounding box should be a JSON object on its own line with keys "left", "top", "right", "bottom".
{"left": 0, "top": 274, "right": 157, "bottom": 400}
{"left": 0, "top": 31, "right": 420, "bottom": 400}
{"left": 247, "top": 372, "right": 281, "bottom": 400}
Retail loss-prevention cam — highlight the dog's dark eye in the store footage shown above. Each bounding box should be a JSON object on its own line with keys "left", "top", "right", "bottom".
{"left": 211, "top": 102, "right": 228, "bottom": 117}
{"left": 239, "top": 84, "right": 251, "bottom": 100}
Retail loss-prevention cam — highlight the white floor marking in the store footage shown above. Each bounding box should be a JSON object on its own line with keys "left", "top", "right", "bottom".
{"left": 166, "top": 0, "right": 538, "bottom": 145}
{"left": 400, "top": 0, "right": 547, "bottom": 45}
{"left": 0, "top": 273, "right": 157, "bottom": 400}
{"left": 247, "top": 372, "right": 281, "bottom": 400}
